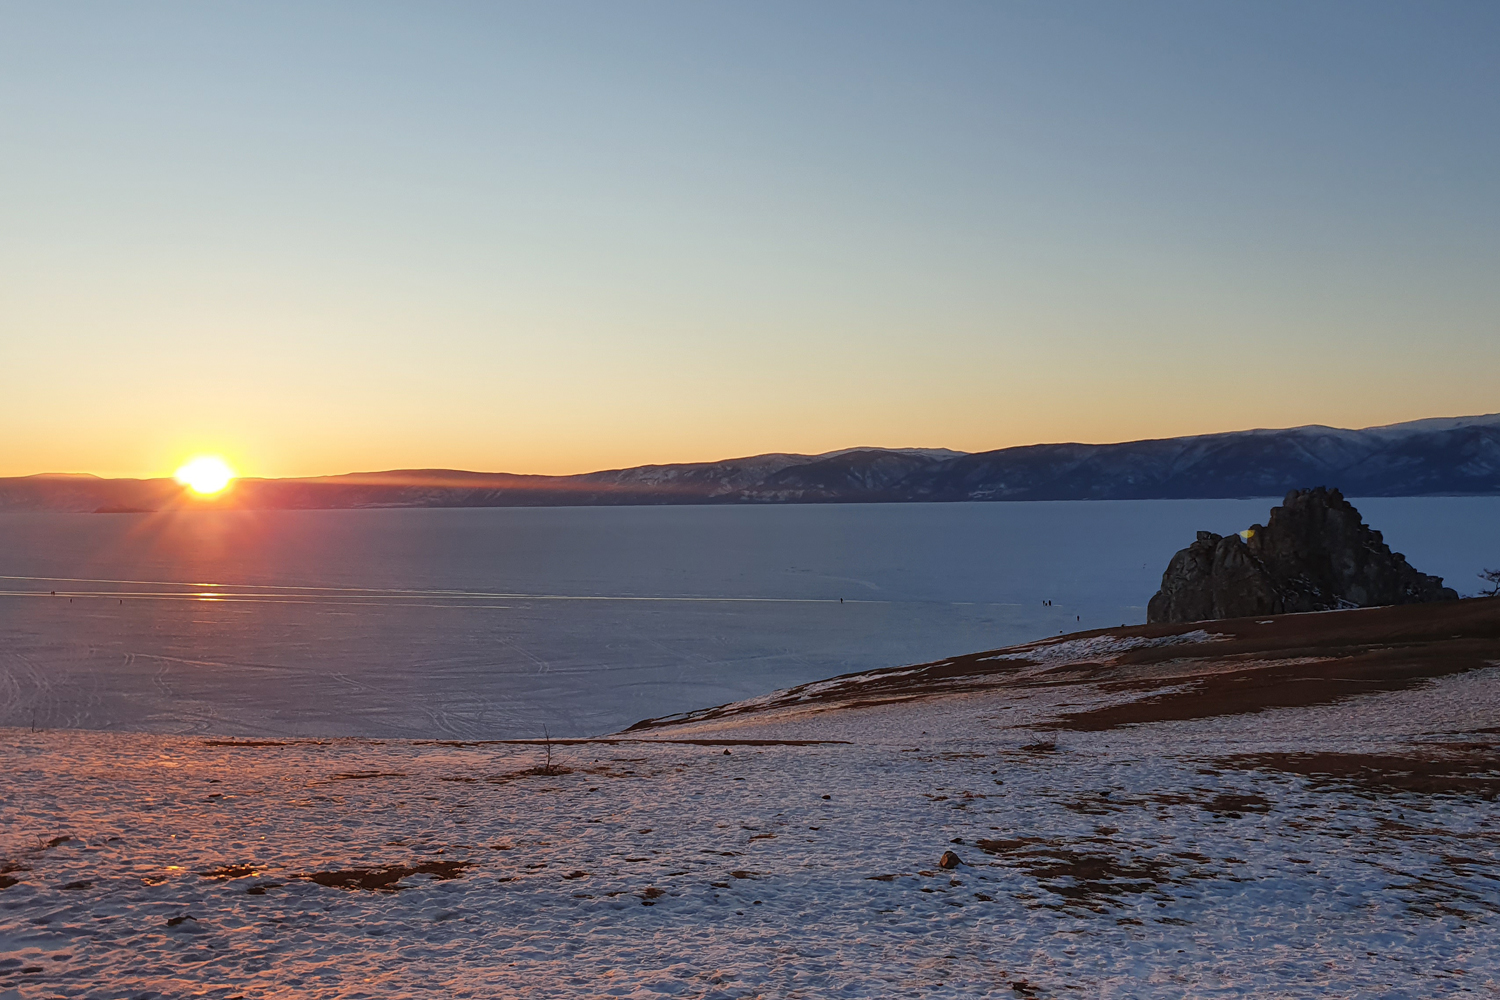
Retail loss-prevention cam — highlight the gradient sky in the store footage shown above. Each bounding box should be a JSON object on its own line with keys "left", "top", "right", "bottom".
{"left": 3, "top": 2, "right": 1498, "bottom": 478}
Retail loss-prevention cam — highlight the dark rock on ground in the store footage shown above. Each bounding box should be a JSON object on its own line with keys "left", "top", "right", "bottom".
{"left": 1147, "top": 487, "right": 1458, "bottom": 623}
{"left": 939, "top": 850, "right": 963, "bottom": 869}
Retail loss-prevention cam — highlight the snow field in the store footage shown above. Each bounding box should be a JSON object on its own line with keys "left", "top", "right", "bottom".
{"left": 3, "top": 666, "right": 1498, "bottom": 998}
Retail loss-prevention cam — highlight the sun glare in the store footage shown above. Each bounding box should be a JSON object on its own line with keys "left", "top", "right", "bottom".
{"left": 175, "top": 456, "right": 236, "bottom": 496}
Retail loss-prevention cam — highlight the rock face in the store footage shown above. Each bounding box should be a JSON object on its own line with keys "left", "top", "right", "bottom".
{"left": 1147, "top": 487, "right": 1458, "bottom": 623}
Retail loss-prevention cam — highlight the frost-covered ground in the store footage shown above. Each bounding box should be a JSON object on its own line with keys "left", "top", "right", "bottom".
{"left": 4, "top": 611, "right": 1498, "bottom": 999}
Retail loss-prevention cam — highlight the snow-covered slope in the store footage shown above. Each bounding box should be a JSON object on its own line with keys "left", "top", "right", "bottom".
{"left": 3, "top": 600, "right": 1497, "bottom": 997}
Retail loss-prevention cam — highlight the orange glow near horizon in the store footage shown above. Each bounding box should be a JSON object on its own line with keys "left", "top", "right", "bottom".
{"left": 4, "top": 6, "right": 1500, "bottom": 486}
{"left": 175, "top": 457, "right": 236, "bottom": 496}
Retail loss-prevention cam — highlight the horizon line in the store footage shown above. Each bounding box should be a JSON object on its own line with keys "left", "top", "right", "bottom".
{"left": 9, "top": 410, "right": 1498, "bottom": 483}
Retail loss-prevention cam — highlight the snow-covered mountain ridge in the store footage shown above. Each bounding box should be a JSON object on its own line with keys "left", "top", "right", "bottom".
{"left": 3, "top": 414, "right": 1497, "bottom": 511}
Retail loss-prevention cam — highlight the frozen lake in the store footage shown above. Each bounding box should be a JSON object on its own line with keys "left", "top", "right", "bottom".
{"left": 1, "top": 497, "right": 1496, "bottom": 739}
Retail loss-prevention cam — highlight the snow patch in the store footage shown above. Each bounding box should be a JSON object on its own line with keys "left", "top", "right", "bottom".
{"left": 985, "top": 629, "right": 1226, "bottom": 665}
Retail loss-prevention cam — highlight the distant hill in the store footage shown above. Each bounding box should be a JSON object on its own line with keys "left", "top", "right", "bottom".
{"left": 2, "top": 415, "right": 1497, "bottom": 513}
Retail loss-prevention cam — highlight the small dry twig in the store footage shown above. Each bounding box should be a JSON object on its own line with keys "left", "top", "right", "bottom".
{"left": 1479, "top": 568, "right": 1500, "bottom": 598}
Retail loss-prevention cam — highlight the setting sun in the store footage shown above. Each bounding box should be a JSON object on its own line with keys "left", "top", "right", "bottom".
{"left": 175, "top": 456, "right": 236, "bottom": 496}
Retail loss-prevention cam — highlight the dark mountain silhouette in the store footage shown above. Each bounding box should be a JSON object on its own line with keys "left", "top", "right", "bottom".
{"left": 2, "top": 414, "right": 1497, "bottom": 513}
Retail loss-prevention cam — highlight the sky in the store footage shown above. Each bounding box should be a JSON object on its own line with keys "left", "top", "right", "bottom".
{"left": 3, "top": 1, "right": 1498, "bottom": 479}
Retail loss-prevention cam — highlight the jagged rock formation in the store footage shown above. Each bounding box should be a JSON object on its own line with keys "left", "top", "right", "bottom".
{"left": 1147, "top": 487, "right": 1459, "bottom": 623}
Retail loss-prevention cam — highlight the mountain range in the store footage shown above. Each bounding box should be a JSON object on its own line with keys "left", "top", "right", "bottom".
{"left": 4, "top": 413, "right": 1498, "bottom": 513}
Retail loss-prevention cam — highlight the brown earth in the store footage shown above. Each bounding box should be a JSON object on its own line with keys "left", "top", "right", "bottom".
{"left": 300, "top": 860, "right": 474, "bottom": 891}
{"left": 1220, "top": 747, "right": 1500, "bottom": 800}
{"left": 1053, "top": 597, "right": 1500, "bottom": 730}
{"left": 627, "top": 597, "right": 1500, "bottom": 733}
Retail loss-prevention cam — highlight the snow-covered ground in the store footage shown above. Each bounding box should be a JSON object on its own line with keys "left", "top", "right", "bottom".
{"left": 4, "top": 623, "right": 1497, "bottom": 999}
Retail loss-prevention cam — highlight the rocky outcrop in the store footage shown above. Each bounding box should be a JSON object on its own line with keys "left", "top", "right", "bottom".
{"left": 1147, "top": 487, "right": 1459, "bottom": 623}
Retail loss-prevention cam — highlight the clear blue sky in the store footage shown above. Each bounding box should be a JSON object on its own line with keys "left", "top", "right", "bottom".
{"left": 3, "top": 1, "right": 1497, "bottom": 476}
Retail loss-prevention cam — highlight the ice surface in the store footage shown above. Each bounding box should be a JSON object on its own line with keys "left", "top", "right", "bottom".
{"left": 0, "top": 498, "right": 1496, "bottom": 739}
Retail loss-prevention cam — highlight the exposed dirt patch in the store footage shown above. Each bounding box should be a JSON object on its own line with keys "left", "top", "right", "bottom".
{"left": 1063, "top": 794, "right": 1120, "bottom": 816}
{"left": 0, "top": 837, "right": 73, "bottom": 888}
{"left": 1221, "top": 746, "right": 1500, "bottom": 801}
{"left": 328, "top": 772, "right": 408, "bottom": 781}
{"left": 412, "top": 737, "right": 849, "bottom": 747}
{"left": 976, "top": 837, "right": 1046, "bottom": 853}
{"left": 199, "top": 865, "right": 258, "bottom": 880}
{"left": 301, "top": 860, "right": 474, "bottom": 891}
{"left": 485, "top": 766, "right": 576, "bottom": 785}
{"left": 1207, "top": 792, "right": 1271, "bottom": 816}
{"left": 976, "top": 836, "right": 1225, "bottom": 910}
{"left": 1025, "top": 849, "right": 1173, "bottom": 907}
{"left": 1055, "top": 651, "right": 1482, "bottom": 731}
{"left": 1054, "top": 600, "right": 1500, "bottom": 730}
{"left": 623, "top": 659, "right": 1033, "bottom": 731}
{"left": 1058, "top": 789, "right": 1268, "bottom": 818}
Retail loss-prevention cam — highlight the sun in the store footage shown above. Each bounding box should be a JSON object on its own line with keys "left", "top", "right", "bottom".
{"left": 175, "top": 456, "right": 236, "bottom": 496}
